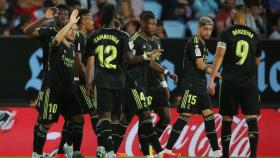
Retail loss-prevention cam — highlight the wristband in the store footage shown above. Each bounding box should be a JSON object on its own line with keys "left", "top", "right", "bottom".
{"left": 161, "top": 81, "right": 168, "bottom": 88}
{"left": 164, "top": 69, "right": 169, "bottom": 75}
{"left": 74, "top": 76, "right": 79, "bottom": 81}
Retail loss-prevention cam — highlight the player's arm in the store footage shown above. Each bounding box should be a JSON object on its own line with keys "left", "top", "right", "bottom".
{"left": 74, "top": 53, "right": 86, "bottom": 79}
{"left": 123, "top": 48, "right": 163, "bottom": 64}
{"left": 73, "top": 36, "right": 86, "bottom": 79}
{"left": 86, "top": 56, "right": 95, "bottom": 96}
{"left": 52, "top": 10, "right": 79, "bottom": 46}
{"left": 148, "top": 60, "right": 178, "bottom": 83}
{"left": 208, "top": 42, "right": 226, "bottom": 95}
{"left": 24, "top": 7, "right": 57, "bottom": 37}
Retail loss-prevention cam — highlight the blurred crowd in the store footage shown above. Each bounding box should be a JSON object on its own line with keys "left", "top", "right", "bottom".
{"left": 0, "top": 0, "right": 280, "bottom": 39}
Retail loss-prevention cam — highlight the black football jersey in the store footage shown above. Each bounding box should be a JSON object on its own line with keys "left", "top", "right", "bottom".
{"left": 85, "top": 28, "right": 132, "bottom": 89}
{"left": 46, "top": 43, "right": 76, "bottom": 93}
{"left": 218, "top": 24, "right": 262, "bottom": 86}
{"left": 180, "top": 35, "right": 209, "bottom": 93}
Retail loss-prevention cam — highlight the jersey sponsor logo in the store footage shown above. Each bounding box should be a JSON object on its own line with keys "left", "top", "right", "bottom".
{"left": 129, "top": 41, "right": 134, "bottom": 49}
{"left": 195, "top": 48, "right": 201, "bottom": 57}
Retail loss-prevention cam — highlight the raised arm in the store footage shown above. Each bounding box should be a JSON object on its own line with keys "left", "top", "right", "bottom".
{"left": 52, "top": 9, "right": 80, "bottom": 46}
{"left": 24, "top": 7, "right": 57, "bottom": 37}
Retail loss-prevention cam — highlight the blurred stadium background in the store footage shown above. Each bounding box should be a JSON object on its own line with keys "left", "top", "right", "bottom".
{"left": 0, "top": 0, "right": 279, "bottom": 157}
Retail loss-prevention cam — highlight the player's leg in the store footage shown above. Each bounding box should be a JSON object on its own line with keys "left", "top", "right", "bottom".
{"left": 60, "top": 91, "right": 85, "bottom": 158}
{"left": 57, "top": 120, "right": 73, "bottom": 157}
{"left": 199, "top": 92, "right": 221, "bottom": 156}
{"left": 201, "top": 109, "right": 222, "bottom": 156}
{"left": 219, "top": 81, "right": 238, "bottom": 158}
{"left": 165, "top": 89, "right": 192, "bottom": 153}
{"left": 240, "top": 85, "right": 261, "bottom": 158}
{"left": 33, "top": 89, "right": 58, "bottom": 158}
{"left": 112, "top": 112, "right": 131, "bottom": 153}
{"left": 149, "top": 88, "right": 171, "bottom": 138}
{"left": 128, "top": 88, "right": 163, "bottom": 157}
{"left": 95, "top": 87, "right": 115, "bottom": 156}
{"left": 138, "top": 110, "right": 164, "bottom": 157}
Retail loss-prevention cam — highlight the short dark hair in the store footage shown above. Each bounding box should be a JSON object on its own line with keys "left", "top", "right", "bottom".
{"left": 56, "top": 4, "right": 69, "bottom": 12}
{"left": 68, "top": 0, "right": 81, "bottom": 7}
{"left": 43, "top": 0, "right": 55, "bottom": 8}
{"left": 140, "top": 11, "right": 156, "bottom": 22}
{"left": 101, "top": 3, "right": 115, "bottom": 27}
{"left": 78, "top": 9, "right": 91, "bottom": 25}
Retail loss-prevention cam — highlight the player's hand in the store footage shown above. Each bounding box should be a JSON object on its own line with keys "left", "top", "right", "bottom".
{"left": 69, "top": 9, "right": 80, "bottom": 24}
{"left": 208, "top": 80, "right": 215, "bottom": 96}
{"left": 86, "top": 82, "right": 94, "bottom": 97}
{"left": 163, "top": 87, "right": 170, "bottom": 100}
{"left": 147, "top": 49, "right": 163, "bottom": 60}
{"left": 168, "top": 73, "right": 178, "bottom": 84}
{"left": 216, "top": 72, "right": 222, "bottom": 79}
{"left": 44, "top": 7, "right": 57, "bottom": 19}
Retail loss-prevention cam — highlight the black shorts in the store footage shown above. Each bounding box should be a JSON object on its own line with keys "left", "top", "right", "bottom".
{"left": 75, "top": 83, "right": 96, "bottom": 114}
{"left": 37, "top": 88, "right": 83, "bottom": 124}
{"left": 122, "top": 87, "right": 149, "bottom": 118}
{"left": 219, "top": 81, "right": 261, "bottom": 116}
{"left": 177, "top": 89, "right": 212, "bottom": 114}
{"left": 146, "top": 87, "right": 169, "bottom": 108}
{"left": 95, "top": 87, "right": 123, "bottom": 114}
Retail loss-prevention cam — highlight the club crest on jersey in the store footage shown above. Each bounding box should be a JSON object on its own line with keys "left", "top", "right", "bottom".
{"left": 129, "top": 41, "right": 134, "bottom": 49}
{"left": 195, "top": 48, "right": 201, "bottom": 56}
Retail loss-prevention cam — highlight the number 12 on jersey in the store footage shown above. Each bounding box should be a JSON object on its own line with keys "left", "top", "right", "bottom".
{"left": 95, "top": 45, "right": 117, "bottom": 69}
{"left": 235, "top": 40, "right": 249, "bottom": 65}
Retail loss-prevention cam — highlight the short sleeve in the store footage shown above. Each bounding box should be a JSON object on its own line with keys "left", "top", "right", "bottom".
{"left": 122, "top": 33, "right": 133, "bottom": 55}
{"left": 189, "top": 37, "right": 203, "bottom": 59}
{"left": 217, "top": 30, "right": 228, "bottom": 49}
{"left": 85, "top": 33, "right": 95, "bottom": 58}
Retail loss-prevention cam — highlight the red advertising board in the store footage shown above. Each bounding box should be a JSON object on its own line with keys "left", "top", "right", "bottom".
{"left": 0, "top": 107, "right": 279, "bottom": 156}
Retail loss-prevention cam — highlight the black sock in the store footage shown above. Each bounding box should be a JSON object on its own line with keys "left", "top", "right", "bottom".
{"left": 154, "top": 121, "right": 169, "bottom": 138}
{"left": 90, "top": 113, "right": 100, "bottom": 144}
{"left": 140, "top": 117, "right": 162, "bottom": 153}
{"left": 221, "top": 120, "right": 232, "bottom": 158}
{"left": 112, "top": 120, "right": 128, "bottom": 152}
{"left": 204, "top": 114, "right": 219, "bottom": 151}
{"left": 95, "top": 122, "right": 103, "bottom": 147}
{"left": 90, "top": 113, "right": 99, "bottom": 132}
{"left": 138, "top": 123, "right": 149, "bottom": 156}
{"left": 33, "top": 123, "right": 49, "bottom": 154}
{"left": 58, "top": 121, "right": 72, "bottom": 154}
{"left": 98, "top": 118, "right": 113, "bottom": 152}
{"left": 72, "top": 122, "right": 84, "bottom": 151}
{"left": 246, "top": 118, "right": 259, "bottom": 158}
{"left": 166, "top": 115, "right": 190, "bottom": 150}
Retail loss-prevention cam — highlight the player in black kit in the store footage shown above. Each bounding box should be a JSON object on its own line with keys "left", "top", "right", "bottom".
{"left": 56, "top": 9, "right": 95, "bottom": 158}
{"left": 209, "top": 6, "right": 262, "bottom": 158}
{"left": 85, "top": 4, "right": 162, "bottom": 158}
{"left": 111, "top": 11, "right": 178, "bottom": 158}
{"left": 31, "top": 10, "right": 83, "bottom": 158}
{"left": 164, "top": 17, "right": 222, "bottom": 158}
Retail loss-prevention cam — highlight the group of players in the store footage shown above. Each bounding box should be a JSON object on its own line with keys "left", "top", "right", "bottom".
{"left": 25, "top": 2, "right": 261, "bottom": 158}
